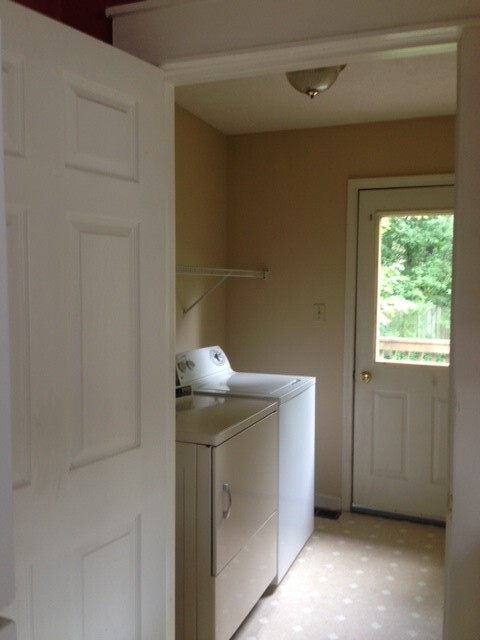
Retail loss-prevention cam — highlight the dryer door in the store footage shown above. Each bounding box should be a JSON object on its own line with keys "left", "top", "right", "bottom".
{"left": 212, "top": 412, "right": 277, "bottom": 574}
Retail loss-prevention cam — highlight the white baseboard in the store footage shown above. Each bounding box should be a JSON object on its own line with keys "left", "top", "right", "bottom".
{"left": 315, "top": 493, "right": 342, "bottom": 512}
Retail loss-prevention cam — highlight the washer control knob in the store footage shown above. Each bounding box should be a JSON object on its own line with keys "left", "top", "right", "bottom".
{"left": 211, "top": 349, "right": 225, "bottom": 365}
{"left": 186, "top": 359, "right": 195, "bottom": 370}
{"left": 177, "top": 361, "right": 186, "bottom": 373}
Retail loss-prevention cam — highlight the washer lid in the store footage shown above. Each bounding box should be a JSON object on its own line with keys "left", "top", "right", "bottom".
{"left": 176, "top": 395, "right": 276, "bottom": 446}
{"left": 196, "top": 372, "right": 314, "bottom": 399}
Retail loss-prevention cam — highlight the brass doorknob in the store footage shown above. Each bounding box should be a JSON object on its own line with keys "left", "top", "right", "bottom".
{"left": 361, "top": 371, "right": 372, "bottom": 383}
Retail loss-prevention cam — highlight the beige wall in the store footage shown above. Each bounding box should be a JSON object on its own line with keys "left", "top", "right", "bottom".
{"left": 175, "top": 105, "right": 228, "bottom": 352}
{"left": 225, "top": 116, "right": 455, "bottom": 506}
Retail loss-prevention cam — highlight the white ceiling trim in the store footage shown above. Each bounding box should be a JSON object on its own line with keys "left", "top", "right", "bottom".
{"left": 161, "top": 20, "right": 473, "bottom": 85}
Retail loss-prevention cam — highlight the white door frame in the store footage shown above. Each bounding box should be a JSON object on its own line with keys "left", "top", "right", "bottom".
{"left": 0, "top": 20, "right": 15, "bottom": 618}
{"left": 342, "top": 174, "right": 455, "bottom": 512}
{"left": 161, "top": 21, "right": 468, "bottom": 85}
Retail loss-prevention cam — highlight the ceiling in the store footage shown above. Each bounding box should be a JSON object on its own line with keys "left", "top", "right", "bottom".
{"left": 175, "top": 51, "right": 457, "bottom": 135}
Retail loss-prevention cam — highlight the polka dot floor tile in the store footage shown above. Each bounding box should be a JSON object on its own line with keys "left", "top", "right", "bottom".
{"left": 232, "top": 513, "right": 444, "bottom": 640}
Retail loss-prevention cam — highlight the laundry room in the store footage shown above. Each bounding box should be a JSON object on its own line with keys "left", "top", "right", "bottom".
{"left": 3, "top": 2, "right": 480, "bottom": 639}
{"left": 0, "top": 0, "right": 459, "bottom": 526}
{"left": 175, "top": 102, "right": 455, "bottom": 513}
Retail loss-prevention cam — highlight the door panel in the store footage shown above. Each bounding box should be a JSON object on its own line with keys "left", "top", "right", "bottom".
{"left": 353, "top": 184, "right": 454, "bottom": 520}
{"left": 1, "top": 2, "right": 174, "bottom": 638}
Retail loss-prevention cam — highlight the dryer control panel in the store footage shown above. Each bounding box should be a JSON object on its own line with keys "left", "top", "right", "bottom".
{"left": 176, "top": 346, "right": 232, "bottom": 386}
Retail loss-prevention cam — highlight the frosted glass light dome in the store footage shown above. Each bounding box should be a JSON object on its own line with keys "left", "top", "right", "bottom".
{"left": 286, "top": 65, "right": 346, "bottom": 98}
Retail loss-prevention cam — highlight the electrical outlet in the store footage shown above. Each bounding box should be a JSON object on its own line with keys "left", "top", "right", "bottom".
{"left": 313, "top": 303, "right": 326, "bottom": 322}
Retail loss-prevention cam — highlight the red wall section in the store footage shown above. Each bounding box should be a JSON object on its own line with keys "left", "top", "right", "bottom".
{"left": 13, "top": 0, "right": 139, "bottom": 43}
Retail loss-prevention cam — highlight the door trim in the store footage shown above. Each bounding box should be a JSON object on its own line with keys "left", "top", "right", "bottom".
{"left": 342, "top": 173, "right": 455, "bottom": 512}
{"left": 161, "top": 24, "right": 463, "bottom": 86}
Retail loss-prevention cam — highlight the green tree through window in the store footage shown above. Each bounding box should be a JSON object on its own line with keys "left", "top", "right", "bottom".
{"left": 377, "top": 213, "right": 454, "bottom": 364}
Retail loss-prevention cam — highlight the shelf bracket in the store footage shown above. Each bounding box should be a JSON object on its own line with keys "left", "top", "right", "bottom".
{"left": 176, "top": 265, "right": 269, "bottom": 316}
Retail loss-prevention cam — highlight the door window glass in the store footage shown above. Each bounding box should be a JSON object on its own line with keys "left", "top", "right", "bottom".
{"left": 376, "top": 212, "right": 454, "bottom": 365}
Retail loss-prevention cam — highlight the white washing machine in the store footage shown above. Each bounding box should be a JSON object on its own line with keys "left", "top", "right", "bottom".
{"left": 176, "top": 345, "right": 315, "bottom": 585}
{"left": 175, "top": 388, "right": 278, "bottom": 640}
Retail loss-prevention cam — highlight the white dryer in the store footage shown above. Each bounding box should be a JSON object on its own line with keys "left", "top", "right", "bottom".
{"left": 176, "top": 345, "right": 315, "bottom": 585}
{"left": 175, "top": 392, "right": 278, "bottom": 640}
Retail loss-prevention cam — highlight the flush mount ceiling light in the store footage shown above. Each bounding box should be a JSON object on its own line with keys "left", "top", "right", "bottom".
{"left": 286, "top": 65, "right": 346, "bottom": 99}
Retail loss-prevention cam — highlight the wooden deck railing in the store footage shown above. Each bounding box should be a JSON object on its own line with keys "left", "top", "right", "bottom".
{"left": 378, "top": 337, "right": 450, "bottom": 364}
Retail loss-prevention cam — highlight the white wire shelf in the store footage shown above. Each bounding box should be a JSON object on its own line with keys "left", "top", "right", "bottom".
{"left": 176, "top": 265, "right": 269, "bottom": 315}
{"left": 176, "top": 265, "right": 268, "bottom": 279}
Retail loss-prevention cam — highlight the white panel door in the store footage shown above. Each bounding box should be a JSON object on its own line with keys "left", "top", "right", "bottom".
{"left": 1, "top": 2, "right": 174, "bottom": 638}
{"left": 353, "top": 183, "right": 454, "bottom": 520}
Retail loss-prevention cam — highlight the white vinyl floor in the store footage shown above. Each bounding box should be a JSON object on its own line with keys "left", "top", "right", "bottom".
{"left": 233, "top": 512, "right": 445, "bottom": 640}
